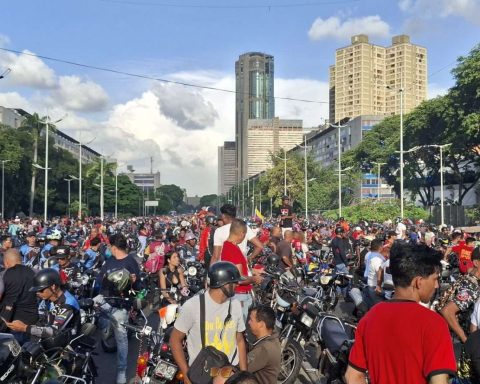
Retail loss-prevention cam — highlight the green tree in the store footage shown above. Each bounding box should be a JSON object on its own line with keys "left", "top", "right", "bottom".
{"left": 156, "top": 184, "right": 185, "bottom": 211}
{"left": 199, "top": 194, "right": 218, "bottom": 208}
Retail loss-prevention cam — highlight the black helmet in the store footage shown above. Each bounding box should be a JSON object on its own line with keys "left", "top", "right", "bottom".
{"left": 44, "top": 256, "right": 59, "bottom": 269}
{"left": 205, "top": 216, "right": 217, "bottom": 225}
{"left": 335, "top": 226, "right": 344, "bottom": 235}
{"left": 266, "top": 253, "right": 281, "bottom": 266}
{"left": 208, "top": 261, "right": 245, "bottom": 288}
{"left": 49, "top": 245, "right": 70, "bottom": 259}
{"left": 30, "top": 268, "right": 61, "bottom": 292}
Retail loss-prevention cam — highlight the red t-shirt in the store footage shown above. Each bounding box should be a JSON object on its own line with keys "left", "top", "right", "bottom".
{"left": 220, "top": 241, "right": 252, "bottom": 294}
{"left": 452, "top": 244, "right": 474, "bottom": 274}
{"left": 349, "top": 300, "right": 456, "bottom": 384}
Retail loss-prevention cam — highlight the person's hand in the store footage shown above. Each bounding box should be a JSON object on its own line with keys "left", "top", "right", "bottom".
{"left": 183, "top": 374, "right": 192, "bottom": 384}
{"left": 5, "top": 320, "right": 27, "bottom": 332}
{"left": 252, "top": 275, "right": 263, "bottom": 285}
{"left": 374, "top": 286, "right": 382, "bottom": 295}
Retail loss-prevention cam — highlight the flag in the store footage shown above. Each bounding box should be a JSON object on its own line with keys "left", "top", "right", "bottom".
{"left": 255, "top": 208, "right": 264, "bottom": 222}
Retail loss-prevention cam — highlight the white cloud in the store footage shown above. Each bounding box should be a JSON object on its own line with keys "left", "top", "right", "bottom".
{"left": 0, "top": 34, "right": 10, "bottom": 48}
{"left": 308, "top": 15, "right": 390, "bottom": 41}
{"left": 0, "top": 92, "right": 31, "bottom": 110}
{"left": 399, "top": 0, "right": 480, "bottom": 25}
{"left": 51, "top": 75, "right": 109, "bottom": 111}
{"left": 0, "top": 49, "right": 56, "bottom": 88}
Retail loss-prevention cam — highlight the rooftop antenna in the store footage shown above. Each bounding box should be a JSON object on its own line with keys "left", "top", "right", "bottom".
{"left": 150, "top": 156, "right": 153, "bottom": 174}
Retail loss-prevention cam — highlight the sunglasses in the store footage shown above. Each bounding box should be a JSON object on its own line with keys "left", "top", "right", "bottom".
{"left": 210, "top": 366, "right": 238, "bottom": 379}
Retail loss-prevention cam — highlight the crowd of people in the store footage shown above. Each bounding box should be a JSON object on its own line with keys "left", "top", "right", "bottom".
{"left": 0, "top": 199, "right": 478, "bottom": 384}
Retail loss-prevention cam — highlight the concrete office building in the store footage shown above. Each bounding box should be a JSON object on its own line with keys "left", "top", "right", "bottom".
{"left": 235, "top": 52, "right": 274, "bottom": 181}
{"left": 126, "top": 171, "right": 161, "bottom": 194}
{"left": 0, "top": 106, "right": 26, "bottom": 128}
{"left": 247, "top": 117, "right": 303, "bottom": 177}
{"left": 329, "top": 34, "right": 427, "bottom": 123}
{"left": 218, "top": 141, "right": 237, "bottom": 195}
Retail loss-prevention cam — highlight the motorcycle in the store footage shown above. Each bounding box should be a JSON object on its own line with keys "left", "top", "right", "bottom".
{"left": 0, "top": 332, "right": 97, "bottom": 384}
{"left": 183, "top": 260, "right": 206, "bottom": 294}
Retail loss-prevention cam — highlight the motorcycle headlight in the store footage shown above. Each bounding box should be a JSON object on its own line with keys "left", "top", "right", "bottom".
{"left": 188, "top": 266, "right": 197, "bottom": 277}
{"left": 320, "top": 275, "right": 332, "bottom": 285}
{"left": 300, "top": 313, "right": 314, "bottom": 328}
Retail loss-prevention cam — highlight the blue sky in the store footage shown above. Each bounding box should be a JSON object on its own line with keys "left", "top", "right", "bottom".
{"left": 0, "top": 0, "right": 479, "bottom": 194}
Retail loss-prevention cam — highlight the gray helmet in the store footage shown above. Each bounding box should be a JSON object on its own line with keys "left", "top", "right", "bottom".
{"left": 30, "top": 269, "right": 61, "bottom": 292}
{"left": 107, "top": 268, "right": 131, "bottom": 292}
{"left": 208, "top": 261, "right": 245, "bottom": 288}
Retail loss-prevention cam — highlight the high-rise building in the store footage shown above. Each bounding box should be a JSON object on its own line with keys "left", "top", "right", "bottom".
{"left": 236, "top": 52, "right": 274, "bottom": 181}
{"left": 218, "top": 141, "right": 237, "bottom": 195}
{"left": 329, "top": 34, "right": 427, "bottom": 123}
{"left": 247, "top": 118, "right": 303, "bottom": 177}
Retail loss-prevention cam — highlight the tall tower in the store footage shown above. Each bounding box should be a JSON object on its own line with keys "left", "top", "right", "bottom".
{"left": 235, "top": 52, "right": 274, "bottom": 181}
{"left": 329, "top": 35, "right": 427, "bottom": 123}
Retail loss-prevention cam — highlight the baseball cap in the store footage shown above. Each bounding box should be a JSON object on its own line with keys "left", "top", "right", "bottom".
{"left": 27, "top": 231, "right": 37, "bottom": 237}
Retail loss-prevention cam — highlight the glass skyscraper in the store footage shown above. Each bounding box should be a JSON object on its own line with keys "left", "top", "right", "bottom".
{"left": 235, "top": 52, "right": 274, "bottom": 181}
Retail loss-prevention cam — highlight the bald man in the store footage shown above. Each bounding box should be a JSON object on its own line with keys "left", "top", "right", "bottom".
{"left": 0, "top": 249, "right": 38, "bottom": 343}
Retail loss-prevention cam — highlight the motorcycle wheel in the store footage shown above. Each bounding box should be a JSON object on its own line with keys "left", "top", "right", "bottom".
{"left": 277, "top": 338, "right": 304, "bottom": 384}
{"left": 101, "top": 325, "right": 117, "bottom": 353}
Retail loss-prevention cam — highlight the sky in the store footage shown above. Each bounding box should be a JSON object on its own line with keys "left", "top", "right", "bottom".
{"left": 0, "top": 0, "right": 479, "bottom": 196}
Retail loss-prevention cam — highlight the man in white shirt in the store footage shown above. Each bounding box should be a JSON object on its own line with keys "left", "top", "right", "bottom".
{"left": 211, "top": 204, "right": 263, "bottom": 264}
{"left": 395, "top": 217, "right": 407, "bottom": 240}
{"left": 364, "top": 239, "right": 385, "bottom": 309}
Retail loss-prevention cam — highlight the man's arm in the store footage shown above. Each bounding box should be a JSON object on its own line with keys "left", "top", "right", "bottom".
{"left": 169, "top": 328, "right": 192, "bottom": 384}
{"left": 345, "top": 366, "right": 367, "bottom": 383}
{"left": 429, "top": 374, "right": 449, "bottom": 384}
{"left": 440, "top": 302, "right": 467, "bottom": 343}
{"left": 212, "top": 245, "right": 222, "bottom": 264}
{"left": 236, "top": 332, "right": 247, "bottom": 371}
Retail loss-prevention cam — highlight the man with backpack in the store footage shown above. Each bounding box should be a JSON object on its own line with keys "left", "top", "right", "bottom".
{"left": 170, "top": 261, "right": 247, "bottom": 384}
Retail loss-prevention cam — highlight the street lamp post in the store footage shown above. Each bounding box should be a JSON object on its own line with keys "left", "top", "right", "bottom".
{"left": 337, "top": 166, "right": 353, "bottom": 217}
{"left": 330, "top": 122, "right": 350, "bottom": 217}
{"left": 1, "top": 160, "right": 11, "bottom": 220}
{"left": 75, "top": 133, "right": 95, "bottom": 220}
{"left": 372, "top": 162, "right": 387, "bottom": 201}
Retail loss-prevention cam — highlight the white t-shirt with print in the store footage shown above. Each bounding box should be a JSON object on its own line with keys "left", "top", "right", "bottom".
{"left": 213, "top": 223, "right": 256, "bottom": 257}
{"left": 174, "top": 291, "right": 246, "bottom": 365}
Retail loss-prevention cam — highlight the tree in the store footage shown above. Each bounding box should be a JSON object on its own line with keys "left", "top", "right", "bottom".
{"left": 156, "top": 184, "right": 185, "bottom": 210}
{"left": 199, "top": 194, "right": 218, "bottom": 208}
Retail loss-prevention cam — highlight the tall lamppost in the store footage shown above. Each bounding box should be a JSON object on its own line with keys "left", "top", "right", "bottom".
{"left": 387, "top": 84, "right": 405, "bottom": 218}
{"left": 114, "top": 162, "right": 125, "bottom": 220}
{"left": 33, "top": 163, "right": 51, "bottom": 222}
{"left": 372, "top": 161, "right": 387, "bottom": 201}
{"left": 75, "top": 133, "right": 95, "bottom": 220}
{"left": 64, "top": 177, "right": 77, "bottom": 217}
{"left": 337, "top": 166, "right": 353, "bottom": 217}
{"left": 1, "top": 159, "right": 11, "bottom": 220}
{"left": 330, "top": 122, "right": 350, "bottom": 217}
{"left": 403, "top": 143, "right": 452, "bottom": 225}
{"left": 274, "top": 154, "right": 288, "bottom": 196}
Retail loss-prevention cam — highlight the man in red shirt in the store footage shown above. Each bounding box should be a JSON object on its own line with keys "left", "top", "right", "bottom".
{"left": 453, "top": 236, "right": 476, "bottom": 274}
{"left": 221, "top": 219, "right": 262, "bottom": 320}
{"left": 346, "top": 243, "right": 456, "bottom": 384}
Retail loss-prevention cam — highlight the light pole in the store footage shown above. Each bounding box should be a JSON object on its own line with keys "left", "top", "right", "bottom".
{"left": 1, "top": 160, "right": 11, "bottom": 220}
{"left": 387, "top": 85, "right": 405, "bottom": 217}
{"left": 372, "top": 162, "right": 387, "bottom": 201}
{"left": 337, "top": 166, "right": 353, "bottom": 217}
{"left": 64, "top": 177, "right": 74, "bottom": 217}
{"left": 330, "top": 122, "right": 350, "bottom": 217}
{"left": 33, "top": 163, "right": 52, "bottom": 221}
{"left": 114, "top": 162, "right": 125, "bottom": 220}
{"left": 274, "top": 154, "right": 288, "bottom": 196}
{"left": 306, "top": 177, "right": 317, "bottom": 218}
{"left": 403, "top": 143, "right": 452, "bottom": 225}
{"left": 75, "top": 133, "right": 95, "bottom": 220}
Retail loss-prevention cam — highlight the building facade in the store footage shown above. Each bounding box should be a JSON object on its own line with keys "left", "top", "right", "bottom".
{"left": 0, "top": 107, "right": 26, "bottom": 128}
{"left": 218, "top": 141, "right": 237, "bottom": 195}
{"left": 247, "top": 118, "right": 303, "bottom": 177}
{"left": 235, "top": 52, "right": 275, "bottom": 181}
{"left": 329, "top": 35, "right": 427, "bottom": 123}
{"left": 126, "top": 171, "right": 161, "bottom": 194}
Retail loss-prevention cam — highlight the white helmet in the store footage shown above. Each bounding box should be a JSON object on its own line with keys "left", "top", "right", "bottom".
{"left": 158, "top": 304, "right": 179, "bottom": 329}
{"left": 47, "top": 229, "right": 63, "bottom": 241}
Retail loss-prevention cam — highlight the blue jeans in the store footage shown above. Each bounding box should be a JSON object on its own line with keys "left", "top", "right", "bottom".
{"left": 334, "top": 263, "right": 350, "bottom": 297}
{"left": 103, "top": 307, "right": 128, "bottom": 373}
{"left": 235, "top": 293, "right": 253, "bottom": 322}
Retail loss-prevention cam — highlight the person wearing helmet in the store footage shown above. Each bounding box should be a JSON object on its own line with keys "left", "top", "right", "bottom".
{"left": 279, "top": 196, "right": 295, "bottom": 237}
{"left": 94, "top": 233, "right": 141, "bottom": 384}
{"left": 40, "top": 229, "right": 63, "bottom": 267}
{"left": 395, "top": 217, "right": 407, "bottom": 240}
{"left": 0, "top": 249, "right": 38, "bottom": 344}
{"left": 52, "top": 246, "right": 81, "bottom": 284}
{"left": 183, "top": 231, "right": 198, "bottom": 262}
{"left": 5, "top": 267, "right": 80, "bottom": 347}
{"left": 330, "top": 226, "right": 350, "bottom": 297}
{"left": 170, "top": 261, "right": 247, "bottom": 384}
